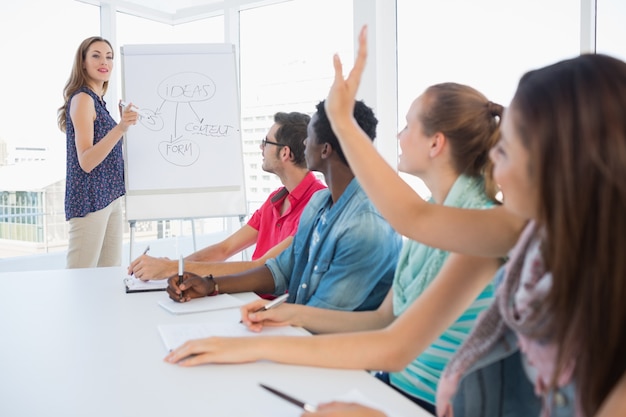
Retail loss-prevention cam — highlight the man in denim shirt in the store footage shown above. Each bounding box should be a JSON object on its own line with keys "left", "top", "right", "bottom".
{"left": 167, "top": 100, "right": 401, "bottom": 312}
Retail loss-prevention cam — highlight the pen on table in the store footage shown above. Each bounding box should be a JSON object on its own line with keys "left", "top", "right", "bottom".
{"left": 178, "top": 254, "right": 184, "bottom": 301}
{"left": 129, "top": 245, "right": 150, "bottom": 276}
{"left": 240, "top": 293, "right": 289, "bottom": 324}
{"left": 259, "top": 383, "right": 317, "bottom": 412}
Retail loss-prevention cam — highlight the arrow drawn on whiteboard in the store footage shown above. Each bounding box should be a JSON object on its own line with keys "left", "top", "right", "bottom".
{"left": 189, "top": 103, "right": 203, "bottom": 123}
{"left": 158, "top": 134, "right": 200, "bottom": 167}
{"left": 174, "top": 102, "right": 180, "bottom": 137}
{"left": 155, "top": 99, "right": 167, "bottom": 114}
{"left": 137, "top": 108, "right": 164, "bottom": 131}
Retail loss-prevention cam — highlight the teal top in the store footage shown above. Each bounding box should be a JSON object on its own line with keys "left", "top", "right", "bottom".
{"left": 390, "top": 174, "right": 496, "bottom": 404}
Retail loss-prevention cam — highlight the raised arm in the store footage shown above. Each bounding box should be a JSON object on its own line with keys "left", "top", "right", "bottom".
{"left": 325, "top": 26, "right": 525, "bottom": 258}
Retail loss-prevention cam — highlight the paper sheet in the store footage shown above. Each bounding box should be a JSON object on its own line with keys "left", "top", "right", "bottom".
{"left": 158, "top": 322, "right": 309, "bottom": 351}
{"left": 157, "top": 293, "right": 245, "bottom": 314}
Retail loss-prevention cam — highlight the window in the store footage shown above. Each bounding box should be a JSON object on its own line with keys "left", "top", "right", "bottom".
{"left": 597, "top": 0, "right": 626, "bottom": 60}
{"left": 0, "top": 0, "right": 99, "bottom": 167}
{"left": 396, "top": 0, "right": 580, "bottom": 198}
{"left": 0, "top": 0, "right": 99, "bottom": 257}
{"left": 239, "top": 0, "right": 353, "bottom": 196}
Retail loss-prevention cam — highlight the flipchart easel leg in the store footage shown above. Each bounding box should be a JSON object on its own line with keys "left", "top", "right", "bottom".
{"left": 191, "top": 219, "right": 197, "bottom": 252}
{"left": 129, "top": 220, "right": 136, "bottom": 263}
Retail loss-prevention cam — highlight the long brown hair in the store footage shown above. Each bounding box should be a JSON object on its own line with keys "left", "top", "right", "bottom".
{"left": 57, "top": 36, "right": 113, "bottom": 133}
{"left": 512, "top": 54, "right": 626, "bottom": 416}
{"left": 420, "top": 83, "right": 503, "bottom": 200}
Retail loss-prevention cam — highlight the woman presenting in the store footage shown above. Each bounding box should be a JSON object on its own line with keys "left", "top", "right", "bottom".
{"left": 57, "top": 36, "right": 137, "bottom": 268}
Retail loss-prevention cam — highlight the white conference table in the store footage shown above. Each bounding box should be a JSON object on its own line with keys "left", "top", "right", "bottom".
{"left": 0, "top": 267, "right": 430, "bottom": 417}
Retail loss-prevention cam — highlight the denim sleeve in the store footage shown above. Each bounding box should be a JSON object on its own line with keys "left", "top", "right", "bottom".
{"left": 265, "top": 191, "right": 323, "bottom": 296}
{"left": 304, "top": 211, "right": 401, "bottom": 311}
{"left": 266, "top": 239, "right": 295, "bottom": 295}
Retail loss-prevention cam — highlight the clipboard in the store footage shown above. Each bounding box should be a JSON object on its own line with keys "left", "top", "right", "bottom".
{"left": 124, "top": 276, "right": 168, "bottom": 293}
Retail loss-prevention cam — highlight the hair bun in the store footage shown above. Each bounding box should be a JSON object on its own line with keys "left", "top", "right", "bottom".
{"left": 487, "top": 101, "right": 504, "bottom": 118}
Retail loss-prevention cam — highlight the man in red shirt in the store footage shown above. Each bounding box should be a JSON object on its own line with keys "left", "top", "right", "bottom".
{"left": 128, "top": 112, "right": 326, "bottom": 280}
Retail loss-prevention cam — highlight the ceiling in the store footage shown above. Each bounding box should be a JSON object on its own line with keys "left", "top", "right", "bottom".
{"left": 78, "top": 0, "right": 278, "bottom": 25}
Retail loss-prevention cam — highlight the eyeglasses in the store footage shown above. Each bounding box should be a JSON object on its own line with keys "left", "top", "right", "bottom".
{"left": 261, "top": 137, "right": 286, "bottom": 148}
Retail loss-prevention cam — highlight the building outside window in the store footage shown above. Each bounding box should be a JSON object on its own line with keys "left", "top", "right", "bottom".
{"left": 0, "top": 0, "right": 623, "bottom": 264}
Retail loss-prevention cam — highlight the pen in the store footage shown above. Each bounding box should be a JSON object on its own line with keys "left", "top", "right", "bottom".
{"left": 240, "top": 293, "right": 289, "bottom": 323}
{"left": 259, "top": 383, "right": 317, "bottom": 412}
{"left": 253, "top": 293, "right": 289, "bottom": 313}
{"left": 178, "top": 254, "right": 184, "bottom": 301}
{"left": 129, "top": 245, "right": 150, "bottom": 276}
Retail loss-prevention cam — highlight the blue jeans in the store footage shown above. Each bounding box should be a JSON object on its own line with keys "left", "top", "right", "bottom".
{"left": 374, "top": 371, "right": 436, "bottom": 415}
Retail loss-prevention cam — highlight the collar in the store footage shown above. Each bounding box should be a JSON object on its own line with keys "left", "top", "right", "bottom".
{"left": 270, "top": 171, "right": 320, "bottom": 204}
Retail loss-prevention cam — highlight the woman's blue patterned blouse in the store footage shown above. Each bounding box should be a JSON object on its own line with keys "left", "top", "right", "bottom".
{"left": 64, "top": 87, "right": 125, "bottom": 220}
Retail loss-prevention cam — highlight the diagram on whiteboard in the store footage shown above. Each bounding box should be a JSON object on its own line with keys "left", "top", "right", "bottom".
{"left": 122, "top": 43, "right": 245, "bottom": 202}
{"left": 133, "top": 71, "right": 238, "bottom": 167}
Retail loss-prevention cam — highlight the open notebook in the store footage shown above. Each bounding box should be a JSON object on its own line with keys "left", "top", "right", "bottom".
{"left": 124, "top": 276, "right": 168, "bottom": 293}
{"left": 158, "top": 322, "right": 310, "bottom": 351}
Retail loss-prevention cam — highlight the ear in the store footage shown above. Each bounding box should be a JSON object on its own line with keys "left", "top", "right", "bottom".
{"left": 320, "top": 142, "right": 332, "bottom": 160}
{"left": 429, "top": 132, "right": 446, "bottom": 158}
{"left": 280, "top": 145, "right": 293, "bottom": 162}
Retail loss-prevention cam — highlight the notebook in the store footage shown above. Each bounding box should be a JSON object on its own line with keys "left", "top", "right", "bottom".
{"left": 124, "top": 276, "right": 168, "bottom": 293}
{"left": 158, "top": 321, "right": 309, "bottom": 351}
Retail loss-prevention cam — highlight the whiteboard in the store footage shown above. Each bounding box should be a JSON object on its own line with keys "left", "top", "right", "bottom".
{"left": 121, "top": 43, "right": 247, "bottom": 221}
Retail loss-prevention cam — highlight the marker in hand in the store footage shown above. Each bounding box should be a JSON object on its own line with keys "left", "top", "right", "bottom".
{"left": 119, "top": 100, "right": 150, "bottom": 117}
{"left": 240, "top": 293, "right": 289, "bottom": 323}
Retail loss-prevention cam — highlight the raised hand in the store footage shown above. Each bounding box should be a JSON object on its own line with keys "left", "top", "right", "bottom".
{"left": 325, "top": 25, "right": 368, "bottom": 130}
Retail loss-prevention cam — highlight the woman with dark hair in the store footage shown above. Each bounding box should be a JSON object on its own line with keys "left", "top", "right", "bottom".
{"left": 320, "top": 27, "right": 626, "bottom": 417}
